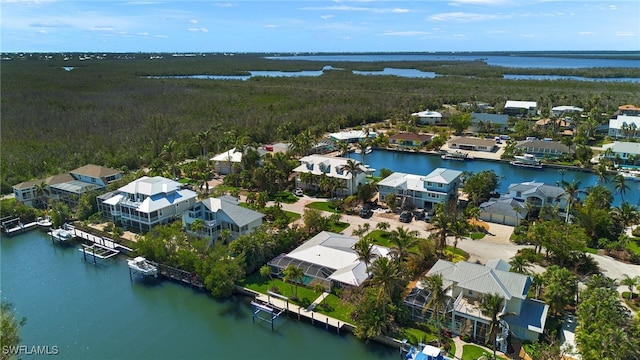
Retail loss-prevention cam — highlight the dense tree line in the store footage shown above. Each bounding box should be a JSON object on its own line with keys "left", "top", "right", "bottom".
{"left": 2, "top": 54, "right": 639, "bottom": 193}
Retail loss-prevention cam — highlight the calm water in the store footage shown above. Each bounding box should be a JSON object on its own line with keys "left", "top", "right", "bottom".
{"left": 0, "top": 231, "right": 397, "bottom": 360}
{"left": 351, "top": 149, "right": 637, "bottom": 207}
{"left": 504, "top": 74, "right": 640, "bottom": 83}
{"left": 267, "top": 54, "right": 640, "bottom": 69}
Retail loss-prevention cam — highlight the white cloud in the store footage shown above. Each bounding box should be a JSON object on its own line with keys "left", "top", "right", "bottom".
{"left": 301, "top": 5, "right": 410, "bottom": 13}
{"left": 578, "top": 31, "right": 593, "bottom": 35}
{"left": 187, "top": 27, "right": 208, "bottom": 33}
{"left": 448, "top": 0, "right": 507, "bottom": 5}
{"left": 320, "top": 15, "right": 334, "bottom": 20}
{"left": 214, "top": 3, "right": 234, "bottom": 7}
{"left": 91, "top": 26, "right": 117, "bottom": 32}
{"left": 264, "top": 24, "right": 277, "bottom": 28}
{"left": 615, "top": 31, "right": 635, "bottom": 37}
{"left": 188, "top": 19, "right": 198, "bottom": 24}
{"left": 380, "top": 31, "right": 431, "bottom": 37}
{"left": 29, "top": 20, "right": 71, "bottom": 28}
{"left": 138, "top": 32, "right": 149, "bottom": 36}
{"left": 430, "top": 12, "right": 501, "bottom": 22}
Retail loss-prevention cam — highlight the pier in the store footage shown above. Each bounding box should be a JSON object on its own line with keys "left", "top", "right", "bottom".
{"left": 79, "top": 243, "right": 119, "bottom": 265}
{"left": 71, "top": 226, "right": 133, "bottom": 253}
{"left": 245, "top": 288, "right": 351, "bottom": 334}
{"left": 1, "top": 217, "right": 38, "bottom": 236}
{"left": 145, "top": 260, "right": 204, "bottom": 289}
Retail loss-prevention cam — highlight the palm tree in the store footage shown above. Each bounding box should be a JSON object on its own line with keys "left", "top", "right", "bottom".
{"left": 190, "top": 219, "right": 205, "bottom": 237}
{"left": 376, "top": 221, "right": 390, "bottom": 232}
{"left": 449, "top": 218, "right": 469, "bottom": 254}
{"left": 339, "top": 159, "right": 365, "bottom": 195}
{"left": 388, "top": 226, "right": 420, "bottom": 264}
{"left": 260, "top": 264, "right": 273, "bottom": 289}
{"left": 612, "top": 202, "right": 640, "bottom": 229}
{"left": 356, "top": 139, "right": 370, "bottom": 165}
{"left": 509, "top": 255, "right": 531, "bottom": 274}
{"left": 620, "top": 274, "right": 639, "bottom": 300}
{"left": 559, "top": 179, "right": 581, "bottom": 223}
{"left": 369, "top": 257, "right": 400, "bottom": 326}
{"left": 422, "top": 274, "right": 451, "bottom": 347}
{"left": 594, "top": 163, "right": 610, "bottom": 185}
{"left": 430, "top": 202, "right": 452, "bottom": 257}
{"left": 353, "top": 237, "right": 375, "bottom": 274}
{"left": 33, "top": 181, "right": 51, "bottom": 209}
{"left": 197, "top": 129, "right": 211, "bottom": 157}
{"left": 480, "top": 293, "right": 505, "bottom": 359}
{"left": 613, "top": 174, "right": 630, "bottom": 203}
{"left": 283, "top": 265, "right": 305, "bottom": 299}
{"left": 161, "top": 140, "right": 178, "bottom": 180}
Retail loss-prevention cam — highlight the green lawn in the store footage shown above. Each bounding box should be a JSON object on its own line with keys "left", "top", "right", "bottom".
{"left": 398, "top": 327, "right": 456, "bottom": 358}
{"left": 366, "top": 229, "right": 392, "bottom": 247}
{"left": 461, "top": 344, "right": 493, "bottom": 360}
{"left": 627, "top": 239, "right": 640, "bottom": 255}
{"left": 305, "top": 201, "right": 342, "bottom": 213}
{"left": 470, "top": 232, "right": 486, "bottom": 240}
{"left": 327, "top": 221, "right": 349, "bottom": 234}
{"left": 313, "top": 293, "right": 354, "bottom": 324}
{"left": 240, "top": 272, "right": 322, "bottom": 307}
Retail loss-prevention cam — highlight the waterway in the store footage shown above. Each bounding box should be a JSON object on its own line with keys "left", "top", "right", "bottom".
{"left": 350, "top": 149, "right": 636, "bottom": 207}
{"left": 0, "top": 231, "right": 398, "bottom": 360}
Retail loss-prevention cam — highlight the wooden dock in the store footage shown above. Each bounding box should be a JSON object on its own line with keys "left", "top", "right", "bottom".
{"left": 251, "top": 291, "right": 351, "bottom": 333}
{"left": 71, "top": 226, "right": 133, "bottom": 253}
{"left": 79, "top": 243, "right": 119, "bottom": 265}
{"left": 1, "top": 217, "right": 38, "bottom": 236}
{"left": 147, "top": 260, "right": 204, "bottom": 289}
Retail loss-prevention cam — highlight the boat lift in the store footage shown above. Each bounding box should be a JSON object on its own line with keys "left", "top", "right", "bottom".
{"left": 250, "top": 301, "right": 286, "bottom": 331}
{"left": 78, "top": 243, "right": 119, "bottom": 265}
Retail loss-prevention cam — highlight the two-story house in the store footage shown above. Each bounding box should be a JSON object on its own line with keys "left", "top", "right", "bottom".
{"left": 99, "top": 176, "right": 197, "bottom": 232}
{"left": 12, "top": 164, "right": 122, "bottom": 208}
{"left": 183, "top": 195, "right": 264, "bottom": 244}
{"left": 404, "top": 259, "right": 548, "bottom": 351}
{"left": 377, "top": 168, "right": 462, "bottom": 211}
{"left": 293, "top": 155, "right": 368, "bottom": 196}
{"left": 388, "top": 132, "right": 433, "bottom": 148}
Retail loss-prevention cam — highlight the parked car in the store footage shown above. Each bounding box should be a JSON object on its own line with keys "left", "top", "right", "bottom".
{"left": 293, "top": 188, "right": 304, "bottom": 197}
{"left": 360, "top": 204, "right": 373, "bottom": 218}
{"left": 399, "top": 210, "right": 413, "bottom": 223}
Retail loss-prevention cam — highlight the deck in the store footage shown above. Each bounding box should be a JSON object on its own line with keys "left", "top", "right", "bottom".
{"left": 1, "top": 217, "right": 38, "bottom": 236}
{"left": 146, "top": 260, "right": 204, "bottom": 289}
{"left": 72, "top": 226, "right": 133, "bottom": 253}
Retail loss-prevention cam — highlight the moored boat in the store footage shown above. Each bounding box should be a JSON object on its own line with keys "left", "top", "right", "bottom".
{"left": 618, "top": 170, "right": 640, "bottom": 181}
{"left": 511, "top": 153, "right": 542, "bottom": 168}
{"left": 441, "top": 151, "right": 472, "bottom": 161}
{"left": 127, "top": 256, "right": 158, "bottom": 277}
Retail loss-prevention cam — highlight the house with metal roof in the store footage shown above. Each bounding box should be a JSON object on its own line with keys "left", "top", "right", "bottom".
{"left": 515, "top": 139, "right": 572, "bottom": 159}
{"left": 448, "top": 137, "right": 497, "bottom": 152}
{"left": 602, "top": 141, "right": 640, "bottom": 166}
{"left": 506, "top": 182, "right": 567, "bottom": 210}
{"left": 12, "top": 164, "right": 122, "bottom": 208}
{"left": 183, "top": 195, "right": 264, "bottom": 244}
{"left": 503, "top": 100, "right": 537, "bottom": 117}
{"left": 404, "top": 259, "right": 548, "bottom": 350}
{"left": 267, "top": 231, "right": 391, "bottom": 291}
{"left": 388, "top": 132, "right": 433, "bottom": 148}
{"left": 411, "top": 110, "right": 443, "bottom": 125}
{"left": 377, "top": 168, "right": 462, "bottom": 211}
{"left": 479, "top": 197, "right": 527, "bottom": 226}
{"left": 608, "top": 114, "right": 640, "bottom": 140}
{"left": 99, "top": 176, "right": 197, "bottom": 232}
{"left": 210, "top": 147, "right": 269, "bottom": 175}
{"left": 469, "top": 113, "right": 509, "bottom": 134}
{"left": 551, "top": 105, "right": 583, "bottom": 117}
{"left": 293, "top": 155, "right": 369, "bottom": 195}
{"left": 329, "top": 129, "right": 376, "bottom": 143}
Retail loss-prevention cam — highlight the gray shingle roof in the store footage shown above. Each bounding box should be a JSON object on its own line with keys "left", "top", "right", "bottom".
{"left": 201, "top": 196, "right": 264, "bottom": 227}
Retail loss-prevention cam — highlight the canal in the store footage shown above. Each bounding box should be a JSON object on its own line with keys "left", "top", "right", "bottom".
{"left": 350, "top": 149, "right": 636, "bottom": 207}
{"left": 0, "top": 231, "right": 398, "bottom": 360}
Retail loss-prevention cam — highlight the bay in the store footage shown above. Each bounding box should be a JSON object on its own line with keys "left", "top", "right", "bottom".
{"left": 266, "top": 53, "right": 640, "bottom": 69}
{"left": 0, "top": 231, "right": 397, "bottom": 360}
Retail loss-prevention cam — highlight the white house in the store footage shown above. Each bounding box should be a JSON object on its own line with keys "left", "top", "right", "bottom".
{"left": 503, "top": 100, "right": 537, "bottom": 117}
{"left": 183, "top": 195, "right": 264, "bottom": 244}
{"left": 377, "top": 168, "right": 462, "bottom": 211}
{"left": 479, "top": 197, "right": 527, "bottom": 226}
{"left": 329, "top": 129, "right": 376, "bottom": 143}
{"left": 267, "top": 231, "right": 391, "bottom": 290}
{"left": 411, "top": 110, "right": 443, "bottom": 125}
{"left": 480, "top": 182, "right": 567, "bottom": 225}
{"left": 608, "top": 114, "right": 640, "bottom": 140}
{"left": 602, "top": 141, "right": 640, "bottom": 166}
{"left": 12, "top": 164, "right": 122, "bottom": 208}
{"left": 404, "top": 259, "right": 548, "bottom": 348}
{"left": 293, "top": 155, "right": 368, "bottom": 195}
{"left": 100, "top": 176, "right": 197, "bottom": 232}
{"left": 551, "top": 105, "right": 583, "bottom": 117}
{"left": 210, "top": 147, "right": 268, "bottom": 175}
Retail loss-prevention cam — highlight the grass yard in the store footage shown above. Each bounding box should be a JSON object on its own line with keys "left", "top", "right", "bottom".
{"left": 313, "top": 293, "right": 354, "bottom": 324}
{"left": 627, "top": 239, "right": 640, "bottom": 255}
{"left": 327, "top": 221, "right": 350, "bottom": 233}
{"left": 366, "top": 229, "right": 392, "bottom": 247}
{"left": 470, "top": 232, "right": 486, "bottom": 240}
{"left": 240, "top": 272, "right": 322, "bottom": 308}
{"left": 461, "top": 344, "right": 493, "bottom": 360}
{"left": 305, "top": 201, "right": 343, "bottom": 213}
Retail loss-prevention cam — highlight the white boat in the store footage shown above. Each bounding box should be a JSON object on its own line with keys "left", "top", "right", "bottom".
{"left": 36, "top": 216, "right": 52, "bottom": 228}
{"left": 404, "top": 344, "right": 448, "bottom": 360}
{"left": 49, "top": 228, "right": 74, "bottom": 242}
{"left": 619, "top": 170, "right": 640, "bottom": 181}
{"left": 441, "top": 151, "right": 471, "bottom": 161}
{"left": 511, "top": 153, "right": 542, "bottom": 168}
{"left": 365, "top": 146, "right": 373, "bottom": 154}
{"left": 127, "top": 256, "right": 158, "bottom": 277}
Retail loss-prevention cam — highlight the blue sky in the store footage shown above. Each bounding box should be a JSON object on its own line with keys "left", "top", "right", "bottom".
{"left": 2, "top": 1, "right": 639, "bottom": 53}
